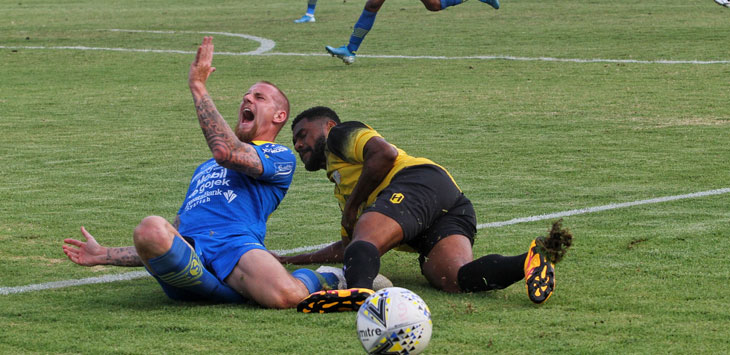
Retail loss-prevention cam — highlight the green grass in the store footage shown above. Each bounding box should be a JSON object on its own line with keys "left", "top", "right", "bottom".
{"left": 2, "top": 0, "right": 729, "bottom": 353}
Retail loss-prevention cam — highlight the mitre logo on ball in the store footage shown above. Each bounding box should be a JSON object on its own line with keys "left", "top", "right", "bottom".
{"left": 356, "top": 287, "right": 432, "bottom": 354}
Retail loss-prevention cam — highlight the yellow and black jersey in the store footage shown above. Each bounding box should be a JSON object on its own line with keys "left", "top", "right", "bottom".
{"left": 325, "top": 121, "right": 457, "bottom": 222}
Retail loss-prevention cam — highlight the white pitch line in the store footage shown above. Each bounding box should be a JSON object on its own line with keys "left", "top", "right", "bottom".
{"left": 478, "top": 187, "right": 730, "bottom": 229}
{"left": 3, "top": 28, "right": 730, "bottom": 64}
{"left": 3, "top": 45, "right": 730, "bottom": 65}
{"left": 0, "top": 271, "right": 150, "bottom": 295}
{"left": 2, "top": 187, "right": 728, "bottom": 296}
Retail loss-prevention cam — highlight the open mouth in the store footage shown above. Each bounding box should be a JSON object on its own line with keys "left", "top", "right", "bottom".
{"left": 241, "top": 108, "right": 254, "bottom": 122}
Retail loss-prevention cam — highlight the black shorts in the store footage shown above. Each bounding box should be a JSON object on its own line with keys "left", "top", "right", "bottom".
{"left": 363, "top": 164, "right": 477, "bottom": 257}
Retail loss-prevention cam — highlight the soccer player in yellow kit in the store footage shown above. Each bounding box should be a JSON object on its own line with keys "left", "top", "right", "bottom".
{"left": 282, "top": 106, "right": 573, "bottom": 312}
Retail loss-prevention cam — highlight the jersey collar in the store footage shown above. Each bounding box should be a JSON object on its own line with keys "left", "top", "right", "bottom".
{"left": 251, "top": 140, "right": 274, "bottom": 145}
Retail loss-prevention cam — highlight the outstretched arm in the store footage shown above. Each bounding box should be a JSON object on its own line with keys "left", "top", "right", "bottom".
{"left": 62, "top": 227, "right": 142, "bottom": 267}
{"left": 275, "top": 241, "right": 346, "bottom": 265}
{"left": 188, "top": 36, "right": 264, "bottom": 177}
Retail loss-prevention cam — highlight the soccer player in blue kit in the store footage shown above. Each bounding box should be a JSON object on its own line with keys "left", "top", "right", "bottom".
{"left": 62, "top": 37, "right": 348, "bottom": 308}
{"left": 325, "top": 0, "right": 500, "bottom": 65}
{"left": 294, "top": 0, "right": 318, "bottom": 23}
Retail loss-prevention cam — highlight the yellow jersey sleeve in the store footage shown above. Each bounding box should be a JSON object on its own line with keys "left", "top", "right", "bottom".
{"left": 327, "top": 121, "right": 382, "bottom": 164}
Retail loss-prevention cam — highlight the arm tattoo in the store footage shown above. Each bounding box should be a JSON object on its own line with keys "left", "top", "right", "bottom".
{"left": 193, "top": 94, "right": 263, "bottom": 177}
{"left": 106, "top": 247, "right": 143, "bottom": 267}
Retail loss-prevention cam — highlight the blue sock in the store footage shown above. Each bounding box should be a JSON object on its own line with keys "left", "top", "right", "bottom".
{"left": 292, "top": 269, "right": 339, "bottom": 293}
{"left": 147, "top": 237, "right": 245, "bottom": 303}
{"left": 306, "top": 0, "right": 317, "bottom": 16}
{"left": 440, "top": 0, "right": 464, "bottom": 9}
{"left": 347, "top": 9, "right": 377, "bottom": 53}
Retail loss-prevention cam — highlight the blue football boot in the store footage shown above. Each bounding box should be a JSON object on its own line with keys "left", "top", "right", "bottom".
{"left": 294, "top": 14, "right": 316, "bottom": 23}
{"left": 325, "top": 45, "right": 356, "bottom": 65}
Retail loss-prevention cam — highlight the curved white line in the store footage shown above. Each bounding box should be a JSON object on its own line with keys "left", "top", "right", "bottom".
{"left": 108, "top": 29, "right": 276, "bottom": 55}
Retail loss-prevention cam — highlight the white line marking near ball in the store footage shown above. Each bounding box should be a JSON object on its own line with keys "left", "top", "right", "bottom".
{"left": 2, "top": 188, "right": 728, "bottom": 295}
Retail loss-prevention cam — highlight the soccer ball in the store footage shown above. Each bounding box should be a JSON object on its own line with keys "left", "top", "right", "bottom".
{"left": 356, "top": 287, "right": 432, "bottom": 354}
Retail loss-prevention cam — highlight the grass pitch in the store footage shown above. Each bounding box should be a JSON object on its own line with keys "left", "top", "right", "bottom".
{"left": 1, "top": 0, "right": 729, "bottom": 353}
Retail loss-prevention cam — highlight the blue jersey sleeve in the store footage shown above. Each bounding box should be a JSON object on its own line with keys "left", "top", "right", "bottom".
{"left": 253, "top": 142, "right": 296, "bottom": 185}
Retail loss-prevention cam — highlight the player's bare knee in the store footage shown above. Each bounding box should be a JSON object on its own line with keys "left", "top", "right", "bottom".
{"left": 424, "top": 272, "right": 459, "bottom": 293}
{"left": 364, "top": 0, "right": 385, "bottom": 12}
{"left": 439, "top": 279, "right": 462, "bottom": 293}
{"left": 422, "top": 260, "right": 463, "bottom": 293}
{"left": 421, "top": 0, "right": 442, "bottom": 11}
{"left": 133, "top": 216, "right": 171, "bottom": 253}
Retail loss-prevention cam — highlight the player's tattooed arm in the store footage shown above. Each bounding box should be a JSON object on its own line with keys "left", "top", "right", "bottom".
{"left": 105, "top": 247, "right": 143, "bottom": 267}
{"left": 62, "top": 227, "right": 143, "bottom": 267}
{"left": 188, "top": 37, "right": 263, "bottom": 177}
{"left": 193, "top": 94, "right": 263, "bottom": 177}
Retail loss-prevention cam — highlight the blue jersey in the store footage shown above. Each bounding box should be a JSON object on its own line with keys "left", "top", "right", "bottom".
{"left": 177, "top": 141, "right": 296, "bottom": 246}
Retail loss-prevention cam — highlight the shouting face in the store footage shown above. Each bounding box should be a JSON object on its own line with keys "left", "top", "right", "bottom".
{"left": 237, "top": 82, "right": 287, "bottom": 142}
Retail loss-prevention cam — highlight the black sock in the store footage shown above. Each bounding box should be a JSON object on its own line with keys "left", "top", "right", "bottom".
{"left": 343, "top": 240, "right": 380, "bottom": 289}
{"left": 457, "top": 253, "right": 527, "bottom": 292}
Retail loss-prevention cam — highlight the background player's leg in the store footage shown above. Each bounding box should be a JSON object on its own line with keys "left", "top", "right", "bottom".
{"left": 294, "top": 0, "right": 317, "bottom": 23}
{"left": 325, "top": 0, "right": 385, "bottom": 63}
{"left": 421, "top": 0, "right": 458, "bottom": 11}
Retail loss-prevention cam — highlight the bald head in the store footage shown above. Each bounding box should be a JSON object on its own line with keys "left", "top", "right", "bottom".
{"left": 236, "top": 81, "right": 291, "bottom": 142}
{"left": 257, "top": 81, "right": 290, "bottom": 121}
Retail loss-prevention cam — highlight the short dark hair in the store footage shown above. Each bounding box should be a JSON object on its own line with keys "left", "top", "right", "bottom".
{"left": 291, "top": 106, "right": 341, "bottom": 130}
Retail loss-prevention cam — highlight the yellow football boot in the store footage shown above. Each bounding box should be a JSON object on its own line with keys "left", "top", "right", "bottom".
{"left": 524, "top": 219, "right": 574, "bottom": 304}
{"left": 297, "top": 288, "right": 374, "bottom": 313}
{"left": 524, "top": 238, "right": 555, "bottom": 304}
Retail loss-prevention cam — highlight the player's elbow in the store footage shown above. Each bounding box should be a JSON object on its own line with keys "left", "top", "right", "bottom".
{"left": 376, "top": 145, "right": 398, "bottom": 169}
{"left": 210, "top": 146, "right": 233, "bottom": 166}
{"left": 365, "top": 137, "right": 398, "bottom": 168}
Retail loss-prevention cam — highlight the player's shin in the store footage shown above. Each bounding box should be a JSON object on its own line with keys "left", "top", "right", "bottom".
{"left": 147, "top": 237, "right": 244, "bottom": 303}
{"left": 457, "top": 253, "right": 526, "bottom": 292}
{"left": 306, "top": 0, "right": 317, "bottom": 15}
{"left": 343, "top": 240, "right": 380, "bottom": 289}
{"left": 347, "top": 10, "right": 377, "bottom": 53}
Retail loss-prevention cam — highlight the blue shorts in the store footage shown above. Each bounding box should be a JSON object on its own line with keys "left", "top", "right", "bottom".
{"left": 148, "top": 235, "right": 257, "bottom": 303}
{"left": 184, "top": 233, "right": 268, "bottom": 281}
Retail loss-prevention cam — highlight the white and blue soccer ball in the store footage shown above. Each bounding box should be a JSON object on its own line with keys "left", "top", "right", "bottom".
{"left": 356, "top": 287, "right": 432, "bottom": 354}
